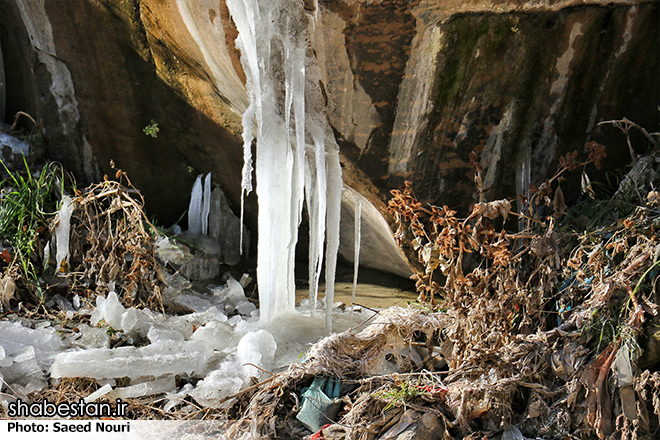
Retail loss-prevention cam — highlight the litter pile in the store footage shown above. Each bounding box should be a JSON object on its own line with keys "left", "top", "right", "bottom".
{"left": 222, "top": 140, "right": 660, "bottom": 439}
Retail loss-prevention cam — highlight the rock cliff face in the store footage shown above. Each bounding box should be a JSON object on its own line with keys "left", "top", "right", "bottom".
{"left": 1, "top": 0, "right": 657, "bottom": 275}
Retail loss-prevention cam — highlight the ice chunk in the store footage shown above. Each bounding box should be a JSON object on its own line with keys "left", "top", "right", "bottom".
{"left": 237, "top": 330, "right": 276, "bottom": 377}
{"left": 90, "top": 292, "right": 146, "bottom": 333}
{"left": 0, "top": 346, "right": 11, "bottom": 367}
{"left": 147, "top": 326, "right": 185, "bottom": 343}
{"left": 236, "top": 300, "right": 256, "bottom": 316}
{"left": 107, "top": 375, "right": 175, "bottom": 400}
{"left": 0, "top": 320, "right": 62, "bottom": 370}
{"left": 181, "top": 254, "right": 220, "bottom": 280}
{"left": 191, "top": 321, "right": 234, "bottom": 351}
{"left": 188, "top": 174, "right": 203, "bottom": 235}
{"left": 175, "top": 294, "right": 215, "bottom": 313}
{"left": 189, "top": 370, "right": 244, "bottom": 409}
{"left": 155, "top": 235, "right": 186, "bottom": 266}
{"left": 72, "top": 324, "right": 111, "bottom": 350}
{"left": 1, "top": 347, "right": 44, "bottom": 388}
{"left": 51, "top": 340, "right": 212, "bottom": 380}
{"left": 90, "top": 291, "right": 125, "bottom": 329}
{"left": 84, "top": 383, "right": 113, "bottom": 403}
{"left": 55, "top": 195, "right": 74, "bottom": 271}
{"left": 164, "top": 383, "right": 193, "bottom": 413}
{"left": 209, "top": 187, "right": 244, "bottom": 265}
{"left": 225, "top": 278, "right": 247, "bottom": 304}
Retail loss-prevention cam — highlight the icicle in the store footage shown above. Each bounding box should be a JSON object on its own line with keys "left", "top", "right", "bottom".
{"left": 201, "top": 173, "right": 212, "bottom": 235}
{"left": 351, "top": 199, "right": 362, "bottom": 309}
{"left": 188, "top": 175, "right": 203, "bottom": 235}
{"left": 227, "top": 0, "right": 342, "bottom": 325}
{"left": 55, "top": 195, "right": 74, "bottom": 272}
{"left": 324, "top": 150, "right": 342, "bottom": 332}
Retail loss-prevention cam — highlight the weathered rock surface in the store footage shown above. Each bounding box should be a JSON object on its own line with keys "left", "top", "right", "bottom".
{"left": 1, "top": 0, "right": 657, "bottom": 276}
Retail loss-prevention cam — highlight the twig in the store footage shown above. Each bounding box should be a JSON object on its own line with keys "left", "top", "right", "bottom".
{"left": 217, "top": 372, "right": 283, "bottom": 405}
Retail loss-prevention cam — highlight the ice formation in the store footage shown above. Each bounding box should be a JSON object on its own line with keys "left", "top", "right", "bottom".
{"left": 54, "top": 195, "right": 74, "bottom": 271}
{"left": 352, "top": 199, "right": 362, "bottom": 307}
{"left": 187, "top": 174, "right": 204, "bottom": 235}
{"left": 50, "top": 340, "right": 212, "bottom": 380}
{"left": 226, "top": 0, "right": 342, "bottom": 326}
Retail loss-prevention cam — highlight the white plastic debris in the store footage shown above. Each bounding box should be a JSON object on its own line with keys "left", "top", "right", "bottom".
{"left": 237, "top": 330, "right": 277, "bottom": 377}
{"left": 54, "top": 195, "right": 75, "bottom": 271}
{"left": 50, "top": 340, "right": 212, "bottom": 380}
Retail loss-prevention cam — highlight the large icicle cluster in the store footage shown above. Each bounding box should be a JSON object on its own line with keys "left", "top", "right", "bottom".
{"left": 226, "top": 0, "right": 342, "bottom": 328}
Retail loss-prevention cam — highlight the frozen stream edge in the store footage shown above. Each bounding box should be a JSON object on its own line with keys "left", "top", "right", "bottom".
{"left": 0, "top": 276, "right": 375, "bottom": 412}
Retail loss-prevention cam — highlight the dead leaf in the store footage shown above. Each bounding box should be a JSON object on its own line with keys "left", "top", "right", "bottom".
{"left": 553, "top": 185, "right": 566, "bottom": 217}
{"left": 470, "top": 199, "right": 511, "bottom": 222}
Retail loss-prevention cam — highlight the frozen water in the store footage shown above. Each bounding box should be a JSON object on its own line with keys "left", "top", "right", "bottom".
{"left": 107, "top": 375, "right": 176, "bottom": 400}
{"left": 188, "top": 174, "right": 204, "bottom": 235}
{"left": 224, "top": 277, "right": 246, "bottom": 304}
{"left": 209, "top": 187, "right": 244, "bottom": 265}
{"left": 237, "top": 329, "right": 276, "bottom": 378}
{"left": 90, "top": 291, "right": 147, "bottom": 334}
{"left": 71, "top": 324, "right": 110, "bottom": 349}
{"left": 352, "top": 199, "right": 362, "bottom": 307}
{"left": 90, "top": 291, "right": 125, "bottom": 329}
{"left": 226, "top": 0, "right": 342, "bottom": 325}
{"left": 236, "top": 300, "right": 256, "bottom": 315}
{"left": 0, "top": 132, "right": 29, "bottom": 156}
{"left": 201, "top": 173, "right": 212, "bottom": 235}
{"left": 155, "top": 235, "right": 186, "bottom": 266}
{"left": 175, "top": 294, "right": 216, "bottom": 313}
{"left": 50, "top": 340, "right": 212, "bottom": 380}
{"left": 0, "top": 320, "right": 62, "bottom": 370}
{"left": 164, "top": 383, "right": 194, "bottom": 412}
{"left": 147, "top": 326, "right": 185, "bottom": 343}
{"left": 54, "top": 195, "right": 74, "bottom": 271}
{"left": 1, "top": 347, "right": 44, "bottom": 389}
{"left": 190, "top": 370, "right": 244, "bottom": 409}
{"left": 191, "top": 321, "right": 234, "bottom": 351}
{"left": 84, "top": 383, "right": 113, "bottom": 403}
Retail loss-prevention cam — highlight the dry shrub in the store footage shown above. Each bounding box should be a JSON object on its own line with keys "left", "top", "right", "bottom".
{"left": 226, "top": 140, "right": 660, "bottom": 440}
{"left": 65, "top": 166, "right": 163, "bottom": 309}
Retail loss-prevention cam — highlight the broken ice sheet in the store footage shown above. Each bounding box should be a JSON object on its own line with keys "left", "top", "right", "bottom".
{"left": 106, "top": 375, "right": 176, "bottom": 400}
{"left": 189, "top": 370, "right": 243, "bottom": 409}
{"left": 0, "top": 320, "right": 62, "bottom": 370}
{"left": 164, "top": 383, "right": 194, "bottom": 413}
{"left": 51, "top": 340, "right": 212, "bottom": 380}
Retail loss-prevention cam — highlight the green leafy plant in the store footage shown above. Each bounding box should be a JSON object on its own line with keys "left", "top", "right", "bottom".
{"left": 0, "top": 158, "right": 61, "bottom": 296}
{"left": 143, "top": 120, "right": 159, "bottom": 138}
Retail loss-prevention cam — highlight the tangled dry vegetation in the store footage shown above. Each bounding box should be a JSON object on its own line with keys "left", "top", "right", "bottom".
{"left": 0, "top": 163, "right": 163, "bottom": 312}
{"left": 225, "top": 129, "right": 660, "bottom": 439}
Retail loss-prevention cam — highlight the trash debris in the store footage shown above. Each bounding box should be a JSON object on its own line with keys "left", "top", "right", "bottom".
{"left": 297, "top": 377, "right": 342, "bottom": 432}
